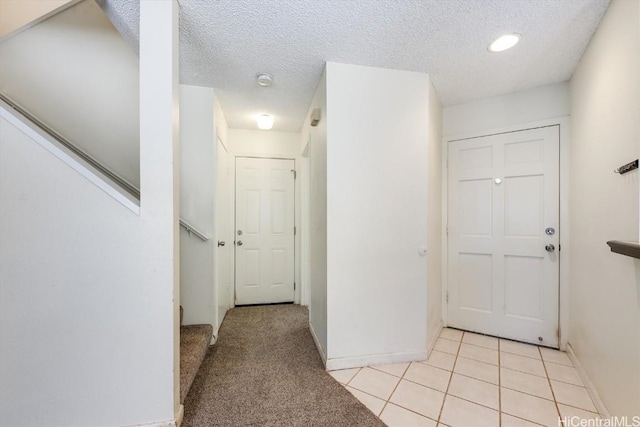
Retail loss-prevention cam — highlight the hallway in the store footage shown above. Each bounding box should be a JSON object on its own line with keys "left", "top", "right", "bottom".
{"left": 330, "top": 328, "right": 600, "bottom": 427}
{"left": 182, "top": 304, "right": 383, "bottom": 426}
{"left": 1, "top": 1, "right": 638, "bottom": 425}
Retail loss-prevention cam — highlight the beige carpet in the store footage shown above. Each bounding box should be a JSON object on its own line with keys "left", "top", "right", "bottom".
{"left": 180, "top": 324, "right": 213, "bottom": 404}
{"left": 182, "top": 304, "right": 387, "bottom": 426}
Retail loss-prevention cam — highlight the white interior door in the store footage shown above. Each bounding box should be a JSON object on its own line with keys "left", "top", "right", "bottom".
{"left": 216, "top": 138, "right": 231, "bottom": 326}
{"left": 447, "top": 126, "right": 560, "bottom": 347}
{"left": 235, "top": 157, "right": 295, "bottom": 305}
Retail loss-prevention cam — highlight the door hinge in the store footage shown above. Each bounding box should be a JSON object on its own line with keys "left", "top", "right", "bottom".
{"left": 294, "top": 226, "right": 297, "bottom": 235}
{"left": 294, "top": 282, "right": 296, "bottom": 290}
{"left": 446, "top": 291, "right": 449, "bottom": 303}
{"left": 291, "top": 169, "right": 297, "bottom": 179}
{"left": 446, "top": 226, "right": 449, "bottom": 236}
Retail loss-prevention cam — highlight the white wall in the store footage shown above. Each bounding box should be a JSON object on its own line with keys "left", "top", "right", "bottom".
{"left": 228, "top": 128, "right": 300, "bottom": 157}
{"left": 0, "top": 0, "right": 72, "bottom": 37}
{"left": 179, "top": 85, "right": 230, "bottom": 339}
{"left": 443, "top": 82, "right": 570, "bottom": 136}
{"left": 214, "top": 92, "right": 229, "bottom": 148}
{"left": 139, "top": 0, "right": 180, "bottom": 418}
{"left": 228, "top": 128, "right": 303, "bottom": 304}
{"left": 569, "top": 0, "right": 640, "bottom": 417}
{"left": 0, "top": 0, "right": 140, "bottom": 188}
{"left": 179, "top": 85, "right": 216, "bottom": 331}
{"left": 426, "top": 81, "right": 443, "bottom": 350}
{"left": 0, "top": 116, "right": 171, "bottom": 426}
{"left": 303, "top": 70, "right": 328, "bottom": 359}
{"left": 325, "top": 62, "right": 429, "bottom": 367}
{"left": 0, "top": 1, "right": 179, "bottom": 421}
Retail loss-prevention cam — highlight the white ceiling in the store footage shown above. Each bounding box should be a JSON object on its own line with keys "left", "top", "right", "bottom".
{"left": 100, "top": 0, "right": 610, "bottom": 132}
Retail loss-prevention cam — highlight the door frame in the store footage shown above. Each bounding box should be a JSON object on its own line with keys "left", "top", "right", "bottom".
{"left": 441, "top": 117, "right": 570, "bottom": 350}
{"left": 231, "top": 154, "right": 300, "bottom": 305}
{"left": 215, "top": 136, "right": 233, "bottom": 325}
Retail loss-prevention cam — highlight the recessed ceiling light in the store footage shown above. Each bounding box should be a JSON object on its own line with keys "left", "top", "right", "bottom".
{"left": 256, "top": 114, "right": 274, "bottom": 130}
{"left": 488, "top": 33, "right": 521, "bottom": 52}
{"left": 256, "top": 73, "right": 273, "bottom": 87}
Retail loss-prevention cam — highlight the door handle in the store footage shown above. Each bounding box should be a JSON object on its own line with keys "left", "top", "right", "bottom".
{"left": 237, "top": 240, "right": 243, "bottom": 246}
{"left": 218, "top": 241, "right": 225, "bottom": 247}
{"left": 545, "top": 244, "right": 555, "bottom": 252}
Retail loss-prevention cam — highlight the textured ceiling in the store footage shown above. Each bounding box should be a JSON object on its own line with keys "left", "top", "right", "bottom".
{"left": 101, "top": 0, "right": 610, "bottom": 132}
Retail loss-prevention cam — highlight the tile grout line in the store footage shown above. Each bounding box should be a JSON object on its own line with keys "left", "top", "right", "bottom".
{"left": 341, "top": 333, "right": 583, "bottom": 425}
{"left": 346, "top": 366, "right": 397, "bottom": 417}
{"left": 499, "top": 366, "right": 548, "bottom": 379}
{"left": 498, "top": 338, "right": 502, "bottom": 427}
{"left": 540, "top": 346, "right": 565, "bottom": 427}
{"left": 375, "top": 362, "right": 410, "bottom": 418}
{"left": 436, "top": 330, "right": 464, "bottom": 425}
{"left": 450, "top": 357, "right": 568, "bottom": 402}
{"left": 343, "top": 367, "right": 362, "bottom": 387}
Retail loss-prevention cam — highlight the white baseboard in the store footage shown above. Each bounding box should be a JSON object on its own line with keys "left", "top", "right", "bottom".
{"left": 125, "top": 420, "right": 175, "bottom": 427}
{"left": 309, "top": 323, "right": 327, "bottom": 367}
{"left": 124, "top": 404, "right": 183, "bottom": 427}
{"left": 566, "top": 344, "right": 611, "bottom": 418}
{"left": 326, "top": 350, "right": 428, "bottom": 371}
{"left": 427, "top": 321, "right": 443, "bottom": 357}
{"left": 175, "top": 404, "right": 184, "bottom": 427}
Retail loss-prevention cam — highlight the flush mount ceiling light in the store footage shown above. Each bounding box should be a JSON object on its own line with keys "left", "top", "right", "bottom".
{"left": 256, "top": 114, "right": 274, "bottom": 130}
{"left": 488, "top": 33, "right": 521, "bottom": 52}
{"left": 256, "top": 73, "right": 273, "bottom": 87}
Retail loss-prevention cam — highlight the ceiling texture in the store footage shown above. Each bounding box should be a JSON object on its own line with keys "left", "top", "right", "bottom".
{"left": 100, "top": 0, "right": 611, "bottom": 132}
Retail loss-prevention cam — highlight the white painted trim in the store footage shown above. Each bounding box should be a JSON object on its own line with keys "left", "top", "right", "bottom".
{"left": 300, "top": 156, "right": 311, "bottom": 307}
{"left": 441, "top": 117, "right": 571, "bottom": 350}
{"left": 232, "top": 153, "right": 298, "bottom": 160}
{"left": 309, "top": 323, "right": 327, "bottom": 367}
{"left": 441, "top": 132, "right": 449, "bottom": 327}
{"left": 0, "top": 0, "right": 83, "bottom": 43}
{"left": 566, "top": 344, "right": 611, "bottom": 418}
{"left": 0, "top": 102, "right": 140, "bottom": 214}
{"left": 443, "top": 117, "right": 569, "bottom": 142}
{"left": 175, "top": 404, "right": 184, "bottom": 427}
{"left": 124, "top": 419, "right": 176, "bottom": 427}
{"left": 326, "top": 351, "right": 428, "bottom": 371}
{"left": 557, "top": 118, "right": 571, "bottom": 351}
{"left": 427, "top": 321, "right": 443, "bottom": 357}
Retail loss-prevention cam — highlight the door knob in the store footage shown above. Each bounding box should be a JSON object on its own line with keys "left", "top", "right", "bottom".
{"left": 237, "top": 240, "right": 243, "bottom": 246}
{"left": 545, "top": 244, "right": 555, "bottom": 252}
{"left": 218, "top": 241, "right": 225, "bottom": 247}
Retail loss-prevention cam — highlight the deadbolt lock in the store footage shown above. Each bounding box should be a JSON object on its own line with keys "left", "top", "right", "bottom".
{"left": 237, "top": 230, "right": 243, "bottom": 236}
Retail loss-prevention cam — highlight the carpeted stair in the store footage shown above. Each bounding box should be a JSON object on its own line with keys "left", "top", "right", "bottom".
{"left": 179, "top": 306, "right": 213, "bottom": 404}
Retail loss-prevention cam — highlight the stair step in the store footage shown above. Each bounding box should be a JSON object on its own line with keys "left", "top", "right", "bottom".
{"left": 180, "top": 324, "right": 212, "bottom": 403}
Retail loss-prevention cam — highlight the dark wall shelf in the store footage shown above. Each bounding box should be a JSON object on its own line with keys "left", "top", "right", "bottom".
{"left": 607, "top": 241, "right": 640, "bottom": 259}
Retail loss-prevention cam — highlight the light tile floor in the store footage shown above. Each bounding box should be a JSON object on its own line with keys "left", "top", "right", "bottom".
{"left": 329, "top": 328, "right": 601, "bottom": 427}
